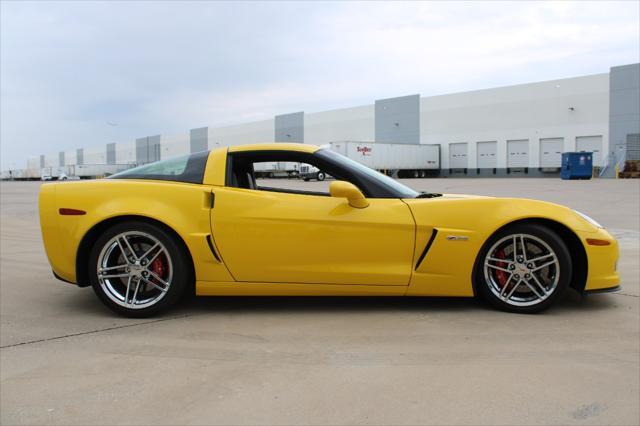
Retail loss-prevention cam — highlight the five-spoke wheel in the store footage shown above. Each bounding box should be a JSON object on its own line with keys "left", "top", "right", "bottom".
{"left": 89, "top": 221, "right": 189, "bottom": 317}
{"left": 475, "top": 223, "right": 571, "bottom": 313}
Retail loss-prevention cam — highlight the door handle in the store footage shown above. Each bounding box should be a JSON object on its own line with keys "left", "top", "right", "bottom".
{"left": 204, "top": 191, "right": 215, "bottom": 209}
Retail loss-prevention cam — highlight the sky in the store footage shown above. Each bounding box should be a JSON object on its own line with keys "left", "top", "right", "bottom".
{"left": 1, "top": 1, "right": 639, "bottom": 170}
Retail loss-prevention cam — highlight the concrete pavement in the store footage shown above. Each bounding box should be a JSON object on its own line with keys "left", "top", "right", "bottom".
{"left": 1, "top": 179, "right": 638, "bottom": 425}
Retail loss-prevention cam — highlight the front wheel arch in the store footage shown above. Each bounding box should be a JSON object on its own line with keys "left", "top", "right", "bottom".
{"left": 76, "top": 215, "right": 195, "bottom": 292}
{"left": 471, "top": 218, "right": 588, "bottom": 297}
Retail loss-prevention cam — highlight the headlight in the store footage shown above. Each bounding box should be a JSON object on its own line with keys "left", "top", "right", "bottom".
{"left": 574, "top": 210, "right": 604, "bottom": 229}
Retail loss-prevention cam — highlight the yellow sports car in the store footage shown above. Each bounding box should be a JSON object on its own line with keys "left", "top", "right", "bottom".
{"left": 39, "top": 143, "right": 620, "bottom": 317}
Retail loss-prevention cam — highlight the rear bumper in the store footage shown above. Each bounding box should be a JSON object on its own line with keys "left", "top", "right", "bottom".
{"left": 52, "top": 269, "right": 76, "bottom": 285}
{"left": 40, "top": 183, "right": 77, "bottom": 284}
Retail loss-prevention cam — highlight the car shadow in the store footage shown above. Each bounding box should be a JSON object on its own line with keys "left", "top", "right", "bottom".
{"left": 59, "top": 285, "right": 621, "bottom": 319}
{"left": 176, "top": 295, "right": 481, "bottom": 316}
{"left": 170, "top": 288, "right": 620, "bottom": 317}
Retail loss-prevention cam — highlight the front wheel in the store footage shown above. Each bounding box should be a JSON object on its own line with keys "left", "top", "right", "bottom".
{"left": 474, "top": 224, "right": 571, "bottom": 314}
{"left": 89, "top": 221, "right": 190, "bottom": 317}
{"left": 316, "top": 172, "right": 326, "bottom": 181}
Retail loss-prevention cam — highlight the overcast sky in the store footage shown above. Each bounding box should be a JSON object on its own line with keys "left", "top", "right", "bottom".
{"left": 1, "top": 1, "right": 639, "bottom": 170}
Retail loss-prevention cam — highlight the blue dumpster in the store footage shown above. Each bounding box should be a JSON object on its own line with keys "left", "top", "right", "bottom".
{"left": 561, "top": 152, "right": 593, "bottom": 180}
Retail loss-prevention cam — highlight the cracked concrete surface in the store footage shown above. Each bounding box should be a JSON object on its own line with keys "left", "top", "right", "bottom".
{"left": 1, "top": 179, "right": 638, "bottom": 425}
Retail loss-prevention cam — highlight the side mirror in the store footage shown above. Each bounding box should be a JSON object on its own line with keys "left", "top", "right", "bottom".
{"left": 329, "top": 181, "right": 369, "bottom": 209}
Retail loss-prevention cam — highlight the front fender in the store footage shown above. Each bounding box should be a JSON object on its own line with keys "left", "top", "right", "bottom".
{"left": 402, "top": 196, "right": 603, "bottom": 296}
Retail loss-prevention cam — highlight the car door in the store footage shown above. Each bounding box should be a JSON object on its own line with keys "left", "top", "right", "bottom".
{"left": 210, "top": 187, "right": 416, "bottom": 286}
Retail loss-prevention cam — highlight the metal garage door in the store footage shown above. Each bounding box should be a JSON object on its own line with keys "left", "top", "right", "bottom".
{"left": 539, "top": 138, "right": 563, "bottom": 167}
{"left": 507, "top": 139, "right": 529, "bottom": 168}
{"left": 477, "top": 141, "right": 497, "bottom": 168}
{"left": 627, "top": 133, "right": 640, "bottom": 160}
{"left": 576, "top": 136, "right": 603, "bottom": 167}
{"left": 449, "top": 143, "right": 468, "bottom": 169}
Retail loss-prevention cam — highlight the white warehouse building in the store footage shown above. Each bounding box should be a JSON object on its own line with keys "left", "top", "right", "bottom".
{"left": 23, "top": 63, "right": 639, "bottom": 179}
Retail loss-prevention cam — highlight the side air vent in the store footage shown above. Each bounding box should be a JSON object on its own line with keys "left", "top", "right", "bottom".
{"left": 415, "top": 229, "right": 438, "bottom": 270}
{"left": 206, "top": 235, "right": 221, "bottom": 263}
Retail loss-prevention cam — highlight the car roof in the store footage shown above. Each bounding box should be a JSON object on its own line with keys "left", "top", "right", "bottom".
{"left": 227, "top": 143, "right": 320, "bottom": 154}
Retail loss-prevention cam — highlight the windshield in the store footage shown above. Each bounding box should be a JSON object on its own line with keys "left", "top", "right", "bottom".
{"left": 318, "top": 148, "right": 419, "bottom": 198}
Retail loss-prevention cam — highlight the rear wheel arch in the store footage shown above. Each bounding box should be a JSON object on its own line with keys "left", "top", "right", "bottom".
{"left": 76, "top": 215, "right": 195, "bottom": 290}
{"left": 471, "top": 218, "right": 588, "bottom": 296}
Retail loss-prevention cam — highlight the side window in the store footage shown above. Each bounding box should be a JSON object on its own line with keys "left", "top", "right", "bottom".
{"left": 110, "top": 151, "right": 209, "bottom": 184}
{"left": 254, "top": 161, "right": 331, "bottom": 195}
{"left": 227, "top": 152, "right": 332, "bottom": 196}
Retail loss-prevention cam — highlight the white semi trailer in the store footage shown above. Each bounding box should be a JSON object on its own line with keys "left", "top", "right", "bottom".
{"left": 253, "top": 161, "right": 300, "bottom": 178}
{"left": 300, "top": 141, "right": 440, "bottom": 181}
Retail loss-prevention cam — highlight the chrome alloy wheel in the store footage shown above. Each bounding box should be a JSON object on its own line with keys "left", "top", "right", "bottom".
{"left": 483, "top": 233, "right": 560, "bottom": 307}
{"left": 96, "top": 231, "right": 173, "bottom": 310}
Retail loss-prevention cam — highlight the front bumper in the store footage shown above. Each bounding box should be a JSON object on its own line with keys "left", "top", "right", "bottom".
{"left": 579, "top": 227, "right": 620, "bottom": 291}
{"left": 584, "top": 285, "right": 622, "bottom": 294}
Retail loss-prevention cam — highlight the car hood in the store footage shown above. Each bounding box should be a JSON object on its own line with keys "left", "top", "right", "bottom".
{"left": 402, "top": 194, "right": 600, "bottom": 234}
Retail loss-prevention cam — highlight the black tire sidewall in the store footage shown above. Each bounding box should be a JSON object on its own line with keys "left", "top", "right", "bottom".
{"left": 89, "top": 220, "right": 190, "bottom": 317}
{"left": 474, "top": 223, "right": 572, "bottom": 314}
{"left": 317, "top": 172, "right": 325, "bottom": 181}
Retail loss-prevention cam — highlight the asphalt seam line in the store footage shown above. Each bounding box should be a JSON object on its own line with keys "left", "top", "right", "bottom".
{"left": 0, "top": 314, "right": 192, "bottom": 349}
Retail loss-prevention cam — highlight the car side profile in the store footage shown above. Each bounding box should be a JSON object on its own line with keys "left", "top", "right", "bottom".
{"left": 39, "top": 143, "right": 620, "bottom": 317}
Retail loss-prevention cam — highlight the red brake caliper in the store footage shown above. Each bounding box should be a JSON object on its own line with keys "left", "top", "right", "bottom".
{"left": 151, "top": 255, "right": 166, "bottom": 279}
{"left": 494, "top": 249, "right": 509, "bottom": 288}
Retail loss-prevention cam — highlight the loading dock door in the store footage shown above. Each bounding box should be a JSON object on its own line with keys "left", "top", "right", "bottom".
{"left": 449, "top": 143, "right": 468, "bottom": 169}
{"left": 507, "top": 140, "right": 529, "bottom": 168}
{"left": 539, "top": 138, "right": 563, "bottom": 167}
{"left": 477, "top": 141, "right": 497, "bottom": 168}
{"left": 626, "top": 134, "right": 640, "bottom": 160}
{"left": 576, "top": 136, "right": 603, "bottom": 167}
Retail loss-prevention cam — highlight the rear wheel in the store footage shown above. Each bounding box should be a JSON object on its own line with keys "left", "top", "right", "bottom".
{"left": 89, "top": 221, "right": 190, "bottom": 317}
{"left": 474, "top": 224, "right": 571, "bottom": 313}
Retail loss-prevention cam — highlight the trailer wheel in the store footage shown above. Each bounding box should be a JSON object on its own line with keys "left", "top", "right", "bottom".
{"left": 412, "top": 170, "right": 419, "bottom": 178}
{"left": 419, "top": 170, "right": 426, "bottom": 178}
{"left": 317, "top": 172, "right": 326, "bottom": 181}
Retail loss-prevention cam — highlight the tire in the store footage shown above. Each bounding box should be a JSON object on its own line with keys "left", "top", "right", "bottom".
{"left": 317, "top": 172, "right": 326, "bottom": 181}
{"left": 412, "top": 170, "right": 419, "bottom": 178}
{"left": 88, "top": 220, "right": 190, "bottom": 317}
{"left": 474, "top": 223, "right": 571, "bottom": 314}
{"left": 303, "top": 177, "right": 310, "bottom": 182}
{"left": 419, "top": 170, "right": 426, "bottom": 178}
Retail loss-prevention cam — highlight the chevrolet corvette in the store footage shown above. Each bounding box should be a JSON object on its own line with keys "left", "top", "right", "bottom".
{"left": 39, "top": 143, "right": 620, "bottom": 317}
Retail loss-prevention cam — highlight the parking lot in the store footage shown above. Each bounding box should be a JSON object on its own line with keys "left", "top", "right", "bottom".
{"left": 1, "top": 178, "right": 638, "bottom": 425}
